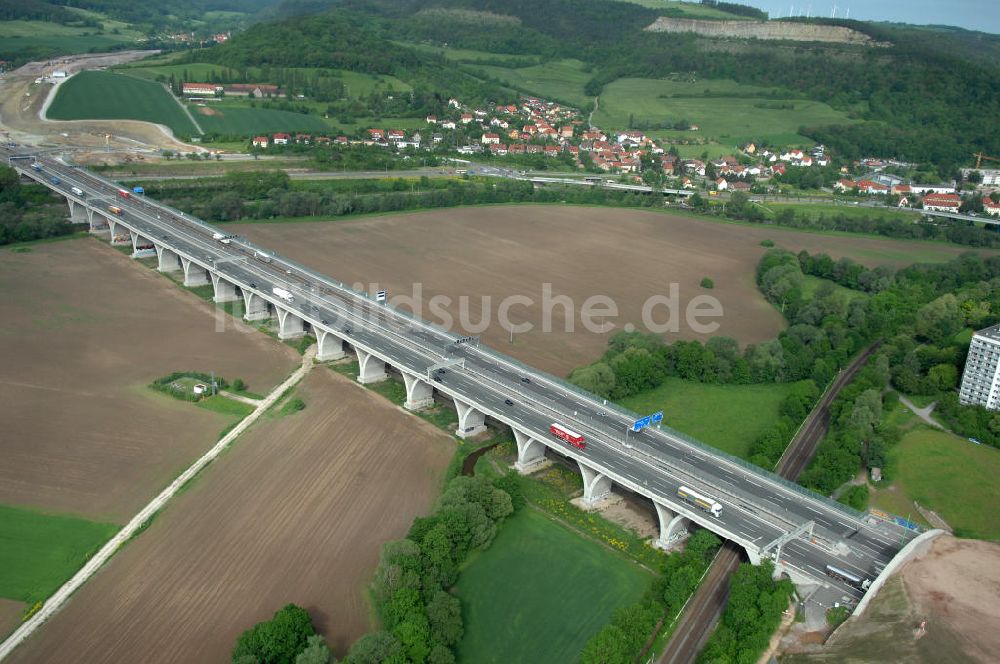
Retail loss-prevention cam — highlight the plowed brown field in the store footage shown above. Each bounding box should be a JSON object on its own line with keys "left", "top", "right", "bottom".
{"left": 7, "top": 368, "right": 454, "bottom": 663}
{"left": 0, "top": 238, "right": 298, "bottom": 521}
{"left": 232, "top": 206, "right": 979, "bottom": 375}
{"left": 0, "top": 599, "right": 24, "bottom": 640}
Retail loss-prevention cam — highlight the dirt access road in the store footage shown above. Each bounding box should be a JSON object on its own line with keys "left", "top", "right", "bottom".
{"left": 0, "top": 238, "right": 298, "bottom": 522}
{"left": 0, "top": 50, "right": 195, "bottom": 153}
{"left": 7, "top": 367, "right": 455, "bottom": 663}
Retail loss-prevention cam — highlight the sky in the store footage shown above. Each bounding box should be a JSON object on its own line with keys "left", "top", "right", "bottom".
{"left": 729, "top": 0, "right": 1000, "bottom": 35}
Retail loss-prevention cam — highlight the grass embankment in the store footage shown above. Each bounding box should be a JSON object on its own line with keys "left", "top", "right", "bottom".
{"left": 455, "top": 507, "right": 650, "bottom": 664}
{"left": 47, "top": 70, "right": 199, "bottom": 138}
{"left": 0, "top": 505, "right": 118, "bottom": 604}
{"left": 621, "top": 377, "right": 811, "bottom": 459}
{"left": 871, "top": 425, "right": 1000, "bottom": 539}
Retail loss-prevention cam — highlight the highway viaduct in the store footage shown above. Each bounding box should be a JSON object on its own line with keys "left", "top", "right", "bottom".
{"left": 5, "top": 146, "right": 923, "bottom": 602}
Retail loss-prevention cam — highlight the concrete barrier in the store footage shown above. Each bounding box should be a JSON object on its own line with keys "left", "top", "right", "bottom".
{"left": 851, "top": 528, "right": 945, "bottom": 617}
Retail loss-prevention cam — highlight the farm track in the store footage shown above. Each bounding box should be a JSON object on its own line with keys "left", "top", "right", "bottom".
{"left": 657, "top": 342, "right": 880, "bottom": 664}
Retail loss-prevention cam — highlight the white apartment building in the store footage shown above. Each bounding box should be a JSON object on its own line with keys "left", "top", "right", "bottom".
{"left": 959, "top": 324, "right": 1000, "bottom": 409}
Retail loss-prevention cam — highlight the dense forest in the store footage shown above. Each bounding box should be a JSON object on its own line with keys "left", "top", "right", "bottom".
{"left": 205, "top": 0, "right": 1000, "bottom": 176}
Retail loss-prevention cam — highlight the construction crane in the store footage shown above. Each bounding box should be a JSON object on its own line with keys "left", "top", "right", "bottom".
{"left": 973, "top": 152, "right": 1000, "bottom": 169}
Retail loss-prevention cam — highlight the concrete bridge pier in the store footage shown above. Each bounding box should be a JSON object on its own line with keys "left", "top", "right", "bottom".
{"left": 513, "top": 429, "right": 547, "bottom": 473}
{"left": 453, "top": 398, "right": 487, "bottom": 438}
{"left": 130, "top": 233, "right": 155, "bottom": 257}
{"left": 315, "top": 329, "right": 346, "bottom": 361}
{"left": 156, "top": 245, "right": 181, "bottom": 272}
{"left": 108, "top": 220, "right": 131, "bottom": 246}
{"left": 276, "top": 306, "right": 305, "bottom": 339}
{"left": 745, "top": 547, "right": 763, "bottom": 565}
{"left": 653, "top": 502, "right": 690, "bottom": 550}
{"left": 402, "top": 372, "right": 434, "bottom": 411}
{"left": 66, "top": 198, "right": 89, "bottom": 225}
{"left": 181, "top": 258, "right": 210, "bottom": 287}
{"left": 242, "top": 290, "right": 271, "bottom": 321}
{"left": 579, "top": 462, "right": 613, "bottom": 508}
{"left": 88, "top": 211, "right": 109, "bottom": 235}
{"left": 355, "top": 348, "right": 388, "bottom": 384}
{"left": 210, "top": 273, "right": 239, "bottom": 303}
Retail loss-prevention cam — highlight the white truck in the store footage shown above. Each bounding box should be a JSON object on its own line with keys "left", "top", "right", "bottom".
{"left": 70, "top": 186, "right": 84, "bottom": 197}
{"left": 272, "top": 287, "right": 294, "bottom": 303}
{"left": 254, "top": 250, "right": 272, "bottom": 263}
{"left": 212, "top": 232, "right": 232, "bottom": 244}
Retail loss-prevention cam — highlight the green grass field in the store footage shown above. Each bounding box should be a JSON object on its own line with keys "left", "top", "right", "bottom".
{"left": 47, "top": 70, "right": 199, "bottom": 137}
{"left": 621, "top": 377, "right": 811, "bottom": 459}
{"left": 767, "top": 202, "right": 918, "bottom": 224}
{"left": 194, "top": 105, "right": 331, "bottom": 136}
{"left": 470, "top": 59, "right": 593, "bottom": 107}
{"left": 593, "top": 77, "right": 859, "bottom": 145}
{"left": 456, "top": 508, "right": 650, "bottom": 664}
{"left": 801, "top": 275, "right": 868, "bottom": 302}
{"left": 0, "top": 504, "right": 118, "bottom": 603}
{"left": 871, "top": 427, "right": 1000, "bottom": 539}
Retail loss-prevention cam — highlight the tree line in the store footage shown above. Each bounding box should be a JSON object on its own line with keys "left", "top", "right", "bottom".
{"left": 690, "top": 191, "right": 1000, "bottom": 249}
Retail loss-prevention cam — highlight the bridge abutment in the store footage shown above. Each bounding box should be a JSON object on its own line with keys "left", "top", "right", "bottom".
{"left": 453, "top": 398, "right": 486, "bottom": 438}
{"left": 402, "top": 372, "right": 434, "bottom": 411}
{"left": 579, "top": 462, "right": 612, "bottom": 507}
{"left": 276, "top": 307, "right": 305, "bottom": 339}
{"left": 653, "top": 502, "right": 690, "bottom": 550}
{"left": 242, "top": 290, "right": 271, "bottom": 321}
{"left": 210, "top": 272, "right": 239, "bottom": 303}
{"left": 181, "top": 258, "right": 210, "bottom": 287}
{"left": 315, "top": 329, "right": 346, "bottom": 361}
{"left": 355, "top": 348, "right": 388, "bottom": 384}
{"left": 513, "top": 429, "right": 548, "bottom": 473}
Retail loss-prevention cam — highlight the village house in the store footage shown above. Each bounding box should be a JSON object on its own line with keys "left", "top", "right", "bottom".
{"left": 984, "top": 198, "right": 1000, "bottom": 216}
{"left": 729, "top": 181, "right": 752, "bottom": 192}
{"left": 857, "top": 179, "right": 889, "bottom": 195}
{"left": 715, "top": 177, "right": 728, "bottom": 191}
{"left": 272, "top": 133, "right": 290, "bottom": 145}
{"left": 251, "top": 136, "right": 268, "bottom": 148}
{"left": 441, "top": 120, "right": 457, "bottom": 130}
{"left": 922, "top": 193, "right": 961, "bottom": 211}
{"left": 834, "top": 179, "right": 856, "bottom": 192}
{"left": 425, "top": 115, "right": 437, "bottom": 124}
{"left": 481, "top": 132, "right": 500, "bottom": 145}
{"left": 460, "top": 113, "right": 474, "bottom": 124}
{"left": 294, "top": 134, "right": 311, "bottom": 144}
{"left": 182, "top": 83, "right": 220, "bottom": 96}
{"left": 224, "top": 83, "right": 279, "bottom": 98}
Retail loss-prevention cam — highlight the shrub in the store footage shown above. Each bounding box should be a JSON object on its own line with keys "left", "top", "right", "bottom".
{"left": 838, "top": 484, "right": 870, "bottom": 511}
{"left": 760, "top": 239, "right": 775, "bottom": 247}
{"left": 231, "top": 603, "right": 315, "bottom": 664}
{"left": 700, "top": 277, "right": 715, "bottom": 289}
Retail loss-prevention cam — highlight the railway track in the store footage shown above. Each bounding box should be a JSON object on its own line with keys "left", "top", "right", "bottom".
{"left": 656, "top": 341, "right": 881, "bottom": 664}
